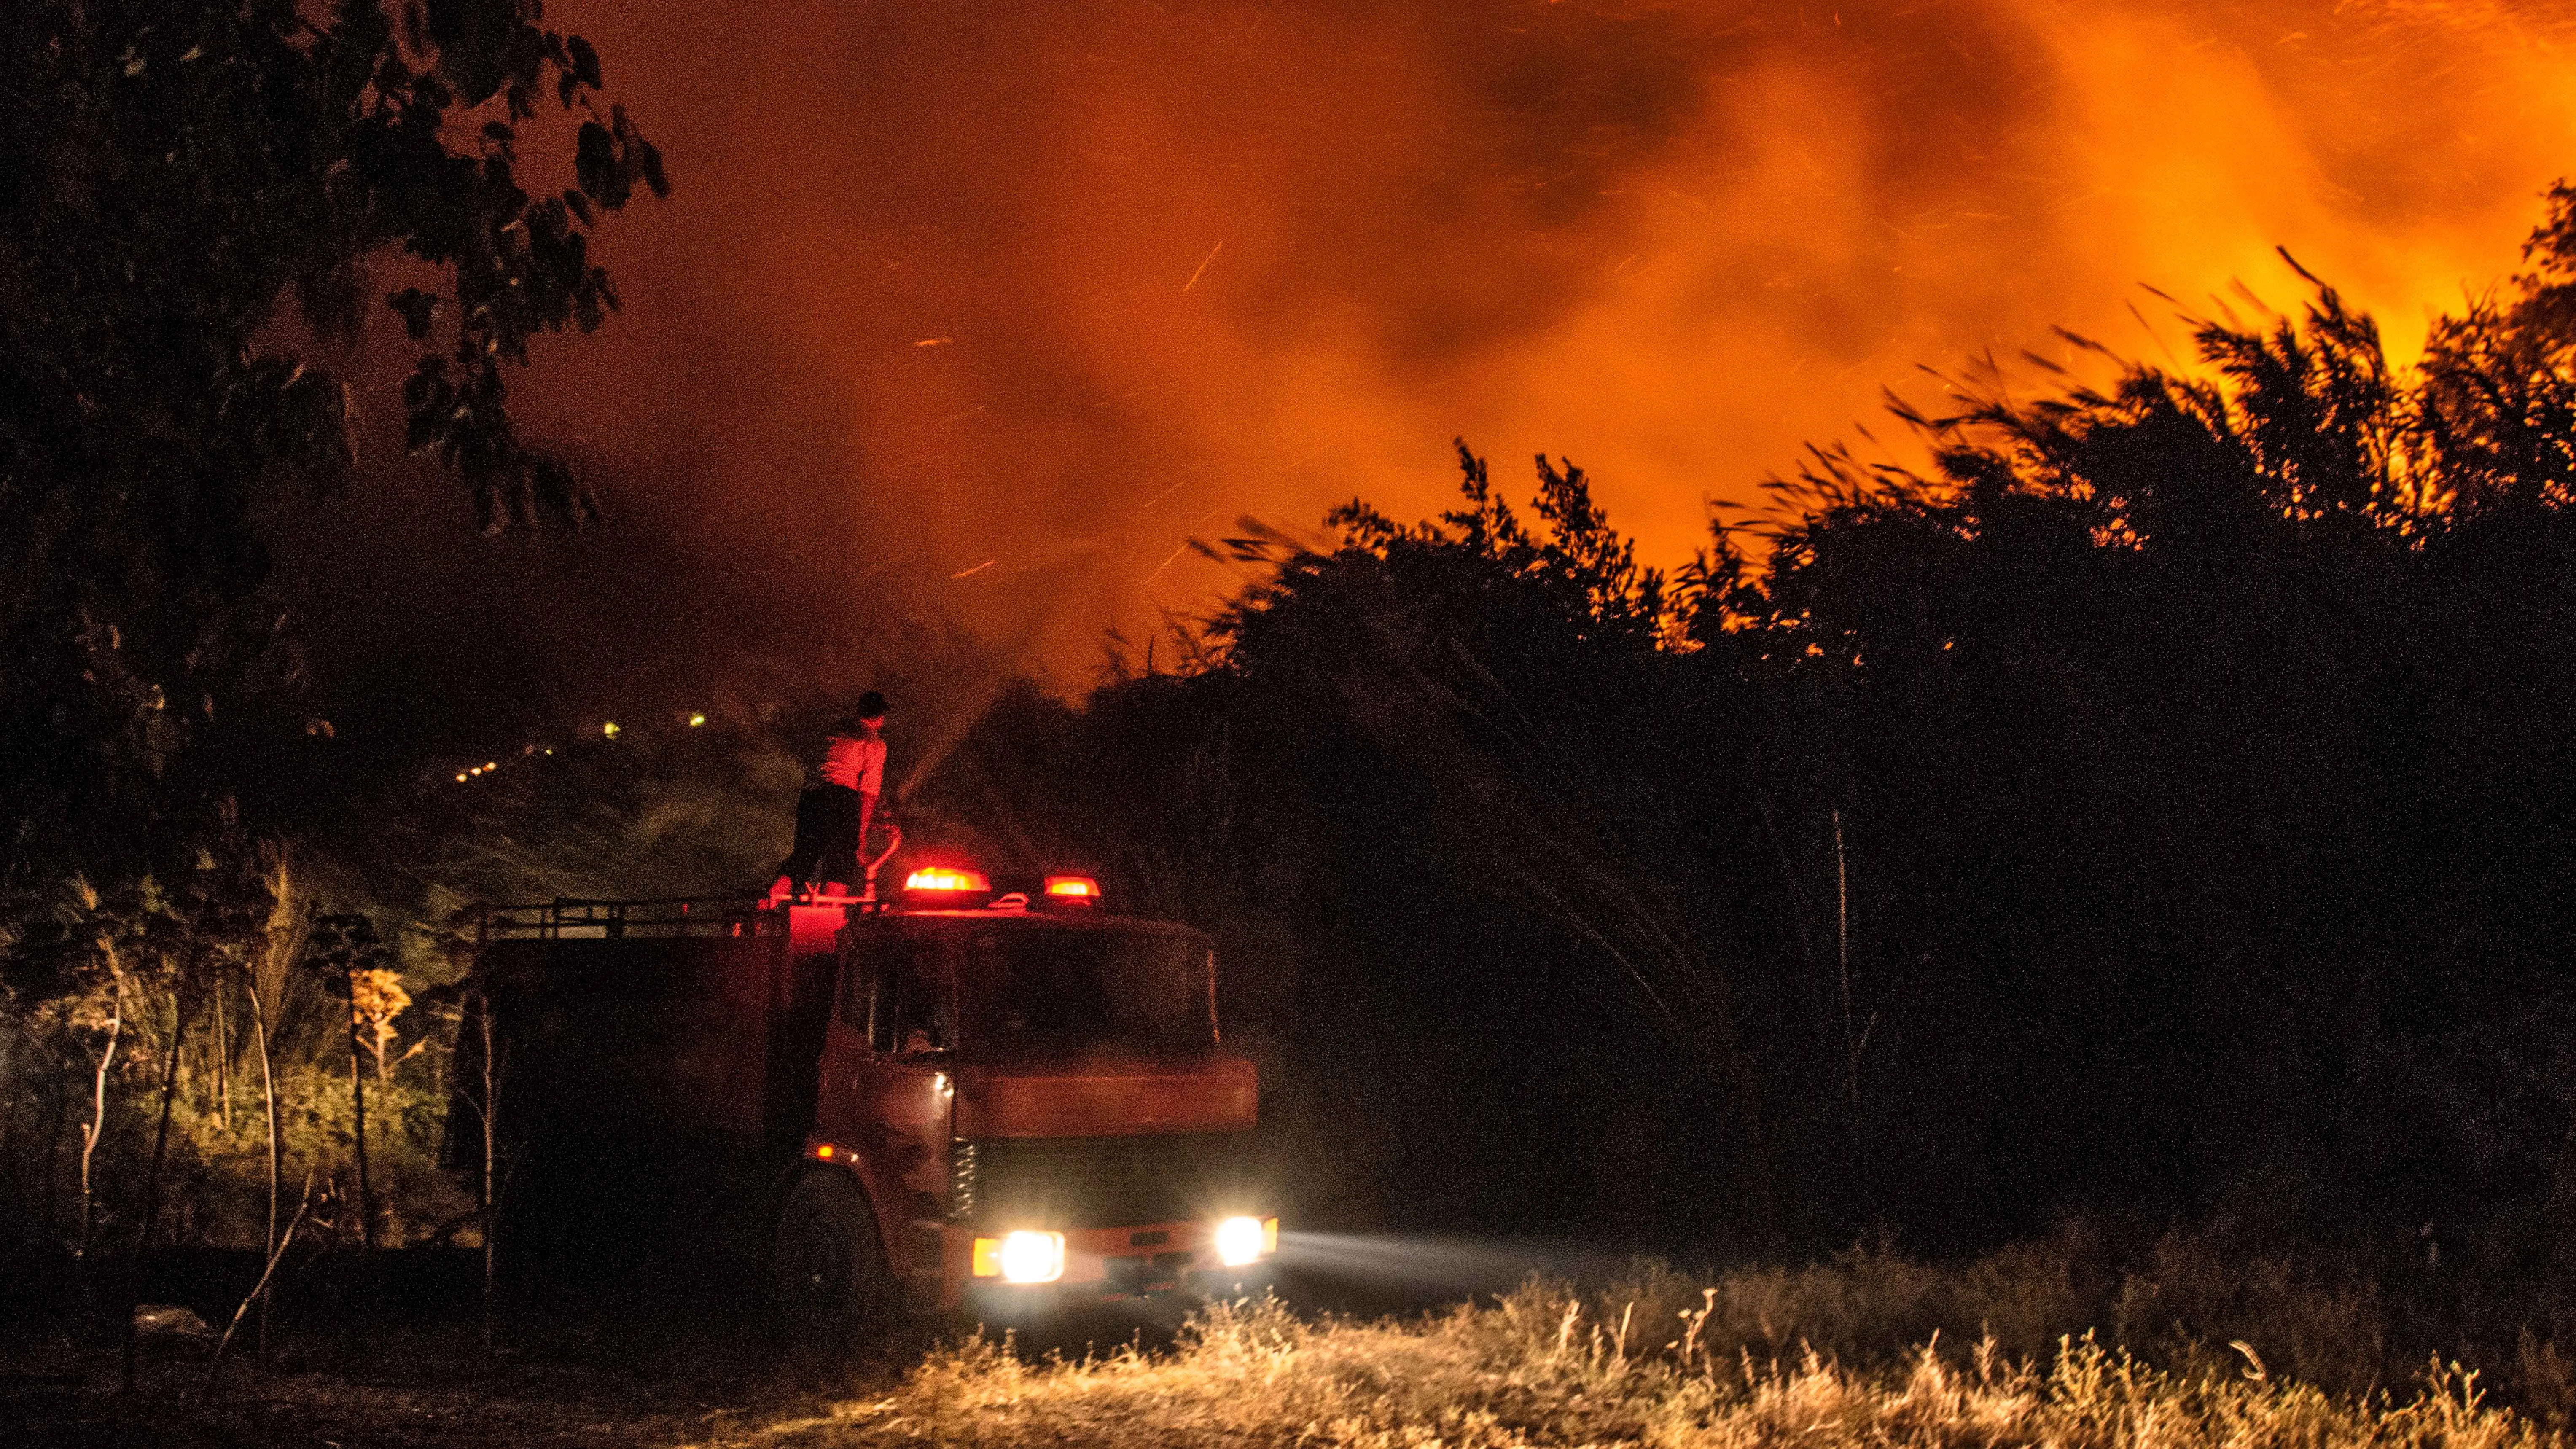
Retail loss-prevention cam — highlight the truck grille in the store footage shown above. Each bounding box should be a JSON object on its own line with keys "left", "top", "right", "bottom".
{"left": 950, "top": 1139, "right": 979, "bottom": 1221}
{"left": 951, "top": 1133, "right": 1257, "bottom": 1229}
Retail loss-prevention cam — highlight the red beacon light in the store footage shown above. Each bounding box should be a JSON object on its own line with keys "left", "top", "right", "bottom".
{"left": 903, "top": 866, "right": 990, "bottom": 893}
{"left": 1043, "top": 875, "right": 1101, "bottom": 903}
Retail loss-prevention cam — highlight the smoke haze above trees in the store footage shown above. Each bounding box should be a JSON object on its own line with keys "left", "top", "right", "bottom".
{"left": 897, "top": 184, "right": 2576, "bottom": 1261}
{"left": 0, "top": 0, "right": 666, "bottom": 887}
{"left": 284, "top": 0, "right": 2576, "bottom": 756}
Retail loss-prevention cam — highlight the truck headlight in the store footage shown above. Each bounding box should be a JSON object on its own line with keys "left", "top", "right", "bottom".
{"left": 980, "top": 1230, "right": 1063, "bottom": 1283}
{"left": 1215, "top": 1215, "right": 1276, "bottom": 1268}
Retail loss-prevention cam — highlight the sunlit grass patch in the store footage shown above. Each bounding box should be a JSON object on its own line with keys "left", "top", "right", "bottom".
{"left": 742, "top": 1286, "right": 2552, "bottom": 1449}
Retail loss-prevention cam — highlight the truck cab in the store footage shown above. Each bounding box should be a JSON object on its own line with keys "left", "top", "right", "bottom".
{"left": 463, "top": 865, "right": 1275, "bottom": 1346}
{"left": 776, "top": 868, "right": 1273, "bottom": 1339}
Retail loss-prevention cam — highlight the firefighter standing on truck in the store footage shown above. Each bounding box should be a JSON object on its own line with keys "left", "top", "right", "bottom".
{"left": 773, "top": 691, "right": 888, "bottom": 897}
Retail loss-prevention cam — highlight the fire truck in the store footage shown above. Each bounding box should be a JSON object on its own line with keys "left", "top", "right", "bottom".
{"left": 459, "top": 863, "right": 1275, "bottom": 1343}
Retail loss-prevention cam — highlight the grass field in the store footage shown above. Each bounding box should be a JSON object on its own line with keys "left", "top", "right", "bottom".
{"left": 3, "top": 1240, "right": 2559, "bottom": 1449}
{"left": 727, "top": 1286, "right": 2540, "bottom": 1449}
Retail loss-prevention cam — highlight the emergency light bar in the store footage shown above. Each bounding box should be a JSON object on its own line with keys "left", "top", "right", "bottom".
{"left": 904, "top": 866, "right": 990, "bottom": 893}
{"left": 1043, "top": 875, "right": 1100, "bottom": 900}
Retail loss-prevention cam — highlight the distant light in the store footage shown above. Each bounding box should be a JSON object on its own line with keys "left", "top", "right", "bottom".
{"left": 810, "top": 1142, "right": 836, "bottom": 1161}
{"left": 485, "top": 761, "right": 497, "bottom": 771}
{"left": 905, "top": 866, "right": 990, "bottom": 893}
{"left": 455, "top": 772, "right": 468, "bottom": 783}
{"left": 602, "top": 721, "right": 620, "bottom": 737}
{"left": 688, "top": 713, "right": 706, "bottom": 727}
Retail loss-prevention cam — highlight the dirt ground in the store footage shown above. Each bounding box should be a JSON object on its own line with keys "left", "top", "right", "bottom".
{"left": 0, "top": 1237, "right": 1609, "bottom": 1447}
{"left": 22, "top": 1280, "right": 2538, "bottom": 1449}
{"left": 0, "top": 1289, "right": 1231, "bottom": 1448}
{"left": 1, "top": 1316, "right": 850, "bottom": 1449}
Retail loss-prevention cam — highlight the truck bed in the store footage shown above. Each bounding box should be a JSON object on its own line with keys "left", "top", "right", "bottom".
{"left": 452, "top": 904, "right": 839, "bottom": 1289}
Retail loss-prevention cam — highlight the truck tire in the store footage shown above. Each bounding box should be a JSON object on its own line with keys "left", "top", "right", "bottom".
{"left": 772, "top": 1169, "right": 896, "bottom": 1354}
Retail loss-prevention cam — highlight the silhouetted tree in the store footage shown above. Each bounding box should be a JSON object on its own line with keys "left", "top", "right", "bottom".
{"left": 1, "top": 0, "right": 666, "bottom": 897}
{"left": 914, "top": 183, "right": 2576, "bottom": 1288}
{"left": 308, "top": 912, "right": 393, "bottom": 1250}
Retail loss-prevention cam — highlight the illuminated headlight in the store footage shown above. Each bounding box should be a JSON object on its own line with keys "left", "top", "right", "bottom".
{"left": 1215, "top": 1215, "right": 1277, "bottom": 1268}
{"left": 972, "top": 1230, "right": 1065, "bottom": 1284}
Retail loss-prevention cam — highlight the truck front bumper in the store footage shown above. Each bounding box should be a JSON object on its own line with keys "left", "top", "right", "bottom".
{"left": 946, "top": 1219, "right": 1279, "bottom": 1316}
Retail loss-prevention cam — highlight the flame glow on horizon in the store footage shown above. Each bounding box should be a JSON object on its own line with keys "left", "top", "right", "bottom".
{"left": 309, "top": 0, "right": 2576, "bottom": 712}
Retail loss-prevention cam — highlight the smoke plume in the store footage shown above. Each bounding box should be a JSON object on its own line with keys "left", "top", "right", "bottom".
{"left": 285, "top": 0, "right": 2576, "bottom": 747}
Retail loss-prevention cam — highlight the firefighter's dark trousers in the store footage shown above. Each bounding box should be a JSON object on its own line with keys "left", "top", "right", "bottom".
{"left": 779, "top": 784, "right": 865, "bottom": 890}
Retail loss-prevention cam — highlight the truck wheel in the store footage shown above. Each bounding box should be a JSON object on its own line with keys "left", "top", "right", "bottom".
{"left": 773, "top": 1169, "right": 895, "bottom": 1354}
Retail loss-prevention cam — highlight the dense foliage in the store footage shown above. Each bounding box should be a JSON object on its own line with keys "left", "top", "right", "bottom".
{"left": 0, "top": 0, "right": 663, "bottom": 889}
{"left": 0, "top": 0, "right": 659, "bottom": 1318}
{"left": 913, "top": 190, "right": 2576, "bottom": 1320}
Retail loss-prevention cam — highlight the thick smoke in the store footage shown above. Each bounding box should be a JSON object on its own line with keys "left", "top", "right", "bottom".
{"left": 286, "top": 0, "right": 2576, "bottom": 745}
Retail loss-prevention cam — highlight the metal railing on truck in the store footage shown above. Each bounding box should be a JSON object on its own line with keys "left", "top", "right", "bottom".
{"left": 475, "top": 896, "right": 783, "bottom": 942}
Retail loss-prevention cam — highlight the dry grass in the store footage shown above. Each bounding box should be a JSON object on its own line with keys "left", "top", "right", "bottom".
{"left": 1576, "top": 1235, "right": 2394, "bottom": 1396}
{"left": 720, "top": 1285, "right": 2550, "bottom": 1449}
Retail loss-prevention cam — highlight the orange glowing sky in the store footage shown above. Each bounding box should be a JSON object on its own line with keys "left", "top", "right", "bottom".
{"left": 292, "top": 0, "right": 2576, "bottom": 735}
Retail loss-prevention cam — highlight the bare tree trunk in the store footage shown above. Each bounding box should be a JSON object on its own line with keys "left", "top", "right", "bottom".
{"left": 75, "top": 985, "right": 123, "bottom": 1308}
{"left": 1834, "top": 809, "right": 1858, "bottom": 1115}
{"left": 348, "top": 973, "right": 375, "bottom": 1252}
{"left": 214, "top": 978, "right": 232, "bottom": 1133}
{"left": 37, "top": 1075, "right": 67, "bottom": 1247}
{"left": 128, "top": 977, "right": 202, "bottom": 1393}
{"left": 479, "top": 988, "right": 498, "bottom": 1356}
{"left": 245, "top": 980, "right": 280, "bottom": 1360}
{"left": 1831, "top": 809, "right": 1880, "bottom": 1219}
{"left": 0, "top": 1075, "right": 19, "bottom": 1238}
{"left": 202, "top": 1166, "right": 313, "bottom": 1403}
{"left": 138, "top": 980, "right": 201, "bottom": 1253}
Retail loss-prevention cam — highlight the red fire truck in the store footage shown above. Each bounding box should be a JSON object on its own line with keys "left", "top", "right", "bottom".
{"left": 461, "top": 864, "right": 1275, "bottom": 1344}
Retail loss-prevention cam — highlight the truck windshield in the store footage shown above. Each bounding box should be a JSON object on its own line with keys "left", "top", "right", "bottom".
{"left": 960, "top": 924, "right": 1216, "bottom": 1057}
